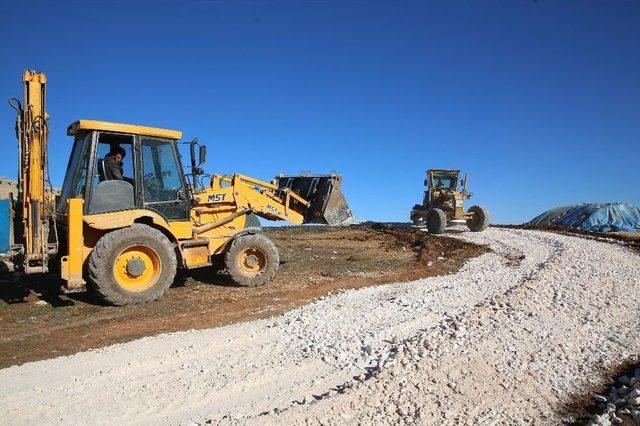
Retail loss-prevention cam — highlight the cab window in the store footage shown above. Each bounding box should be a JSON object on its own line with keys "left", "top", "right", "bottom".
{"left": 432, "top": 175, "right": 457, "bottom": 189}
{"left": 86, "top": 133, "right": 136, "bottom": 215}
{"left": 141, "top": 138, "right": 182, "bottom": 203}
{"left": 92, "top": 133, "right": 134, "bottom": 189}
{"left": 57, "top": 132, "right": 91, "bottom": 214}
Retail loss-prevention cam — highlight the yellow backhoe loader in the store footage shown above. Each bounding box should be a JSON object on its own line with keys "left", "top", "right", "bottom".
{"left": 0, "top": 70, "right": 352, "bottom": 305}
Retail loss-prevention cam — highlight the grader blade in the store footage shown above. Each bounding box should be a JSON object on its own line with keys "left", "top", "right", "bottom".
{"left": 275, "top": 173, "right": 353, "bottom": 225}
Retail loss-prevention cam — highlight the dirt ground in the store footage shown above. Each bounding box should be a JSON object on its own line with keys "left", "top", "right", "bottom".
{"left": 0, "top": 224, "right": 487, "bottom": 369}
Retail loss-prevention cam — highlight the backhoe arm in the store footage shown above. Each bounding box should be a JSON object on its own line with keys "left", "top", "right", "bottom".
{"left": 8, "top": 70, "right": 57, "bottom": 274}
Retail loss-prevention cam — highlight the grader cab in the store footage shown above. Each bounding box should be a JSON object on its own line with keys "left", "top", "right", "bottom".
{"left": 409, "top": 169, "right": 489, "bottom": 234}
{"left": 1, "top": 70, "right": 353, "bottom": 305}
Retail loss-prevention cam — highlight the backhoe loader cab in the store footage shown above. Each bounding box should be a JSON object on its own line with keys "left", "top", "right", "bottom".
{"left": 59, "top": 120, "right": 188, "bottom": 219}
{"left": 409, "top": 169, "right": 489, "bottom": 234}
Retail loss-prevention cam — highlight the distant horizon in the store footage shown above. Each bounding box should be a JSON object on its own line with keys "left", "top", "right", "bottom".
{"left": 2, "top": 172, "right": 638, "bottom": 227}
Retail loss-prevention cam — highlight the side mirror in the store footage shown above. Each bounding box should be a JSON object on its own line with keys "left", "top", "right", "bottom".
{"left": 460, "top": 179, "right": 465, "bottom": 187}
{"left": 199, "top": 145, "right": 207, "bottom": 165}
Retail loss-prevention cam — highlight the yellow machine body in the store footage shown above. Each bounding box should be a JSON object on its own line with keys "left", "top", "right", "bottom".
{"left": 409, "top": 168, "right": 489, "bottom": 234}
{"left": 56, "top": 119, "right": 349, "bottom": 292}
{"left": 60, "top": 168, "right": 312, "bottom": 288}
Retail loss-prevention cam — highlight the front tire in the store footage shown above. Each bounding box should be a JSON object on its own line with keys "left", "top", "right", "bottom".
{"left": 426, "top": 208, "right": 447, "bottom": 234}
{"left": 466, "top": 205, "right": 490, "bottom": 232}
{"left": 87, "top": 224, "right": 177, "bottom": 306}
{"left": 225, "top": 234, "right": 279, "bottom": 287}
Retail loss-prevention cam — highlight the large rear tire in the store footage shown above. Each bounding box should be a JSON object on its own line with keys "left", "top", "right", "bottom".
{"left": 466, "top": 205, "right": 490, "bottom": 232}
{"left": 87, "top": 224, "right": 177, "bottom": 306}
{"left": 225, "top": 234, "right": 279, "bottom": 287}
{"left": 426, "top": 208, "right": 447, "bottom": 234}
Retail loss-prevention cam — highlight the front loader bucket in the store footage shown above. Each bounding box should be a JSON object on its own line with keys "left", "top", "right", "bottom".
{"left": 275, "top": 173, "right": 353, "bottom": 225}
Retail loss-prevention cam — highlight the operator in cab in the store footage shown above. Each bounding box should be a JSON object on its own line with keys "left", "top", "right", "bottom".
{"left": 103, "top": 146, "right": 132, "bottom": 183}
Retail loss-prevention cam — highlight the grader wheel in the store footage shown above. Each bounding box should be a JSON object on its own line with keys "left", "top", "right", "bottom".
{"left": 426, "top": 208, "right": 448, "bottom": 234}
{"left": 225, "top": 234, "right": 279, "bottom": 287}
{"left": 87, "top": 224, "right": 177, "bottom": 306}
{"left": 466, "top": 205, "right": 490, "bottom": 232}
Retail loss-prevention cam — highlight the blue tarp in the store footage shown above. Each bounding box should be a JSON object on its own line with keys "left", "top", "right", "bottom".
{"left": 529, "top": 203, "right": 640, "bottom": 232}
{"left": 0, "top": 199, "right": 10, "bottom": 253}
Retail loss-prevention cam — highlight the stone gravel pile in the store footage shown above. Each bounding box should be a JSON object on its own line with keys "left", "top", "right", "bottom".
{"left": 0, "top": 228, "right": 638, "bottom": 425}
{"left": 263, "top": 229, "right": 640, "bottom": 425}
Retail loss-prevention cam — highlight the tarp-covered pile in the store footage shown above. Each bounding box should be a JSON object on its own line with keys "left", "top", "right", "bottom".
{"left": 529, "top": 203, "right": 640, "bottom": 232}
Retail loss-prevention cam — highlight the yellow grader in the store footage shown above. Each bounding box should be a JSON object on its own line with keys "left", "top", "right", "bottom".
{"left": 410, "top": 169, "right": 489, "bottom": 234}
{"left": 0, "top": 70, "right": 352, "bottom": 305}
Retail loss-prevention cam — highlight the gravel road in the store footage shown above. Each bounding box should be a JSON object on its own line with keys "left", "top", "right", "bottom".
{"left": 0, "top": 227, "right": 638, "bottom": 424}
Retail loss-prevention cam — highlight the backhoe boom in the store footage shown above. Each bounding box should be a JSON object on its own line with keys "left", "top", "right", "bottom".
{"left": 7, "top": 70, "right": 57, "bottom": 274}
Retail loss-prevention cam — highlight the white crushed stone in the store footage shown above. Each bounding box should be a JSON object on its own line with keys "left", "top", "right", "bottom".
{"left": 0, "top": 228, "right": 638, "bottom": 425}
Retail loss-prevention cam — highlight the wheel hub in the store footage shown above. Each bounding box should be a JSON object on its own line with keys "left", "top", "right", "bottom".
{"left": 113, "top": 245, "right": 162, "bottom": 292}
{"left": 126, "top": 258, "right": 147, "bottom": 277}
{"left": 245, "top": 255, "right": 259, "bottom": 268}
{"left": 239, "top": 248, "right": 266, "bottom": 274}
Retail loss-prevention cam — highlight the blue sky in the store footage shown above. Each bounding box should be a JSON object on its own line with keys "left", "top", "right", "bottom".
{"left": 1, "top": 1, "right": 638, "bottom": 224}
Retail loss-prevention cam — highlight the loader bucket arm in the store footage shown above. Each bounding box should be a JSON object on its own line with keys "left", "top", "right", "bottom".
{"left": 197, "top": 173, "right": 352, "bottom": 230}
{"left": 222, "top": 174, "right": 308, "bottom": 225}
{"left": 274, "top": 173, "right": 353, "bottom": 225}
